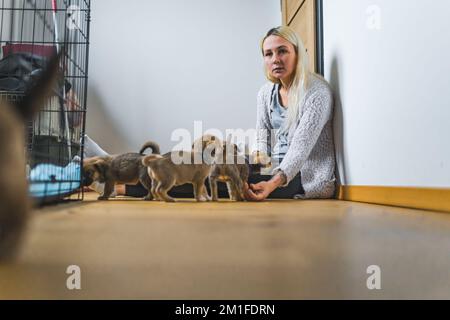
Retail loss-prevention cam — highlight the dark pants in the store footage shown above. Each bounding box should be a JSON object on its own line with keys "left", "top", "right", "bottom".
{"left": 248, "top": 172, "right": 304, "bottom": 199}
{"left": 125, "top": 172, "right": 304, "bottom": 199}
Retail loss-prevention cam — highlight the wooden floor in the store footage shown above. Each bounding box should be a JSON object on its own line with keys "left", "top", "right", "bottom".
{"left": 1, "top": 193, "right": 450, "bottom": 299}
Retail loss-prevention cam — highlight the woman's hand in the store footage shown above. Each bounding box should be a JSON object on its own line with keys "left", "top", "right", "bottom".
{"left": 244, "top": 173, "right": 286, "bottom": 201}
{"left": 245, "top": 181, "right": 275, "bottom": 201}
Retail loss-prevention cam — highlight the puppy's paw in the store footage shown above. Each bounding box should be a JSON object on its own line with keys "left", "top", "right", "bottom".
{"left": 150, "top": 192, "right": 162, "bottom": 201}
{"left": 197, "top": 196, "right": 208, "bottom": 202}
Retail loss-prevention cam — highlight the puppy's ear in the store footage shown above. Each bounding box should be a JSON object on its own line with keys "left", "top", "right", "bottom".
{"left": 15, "top": 49, "right": 64, "bottom": 120}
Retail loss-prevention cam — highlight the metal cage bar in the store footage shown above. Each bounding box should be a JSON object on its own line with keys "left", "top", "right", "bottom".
{"left": 0, "top": 0, "right": 91, "bottom": 204}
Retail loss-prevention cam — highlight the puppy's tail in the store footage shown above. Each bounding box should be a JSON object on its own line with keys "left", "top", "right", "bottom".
{"left": 139, "top": 141, "right": 160, "bottom": 155}
{"left": 142, "top": 154, "right": 163, "bottom": 167}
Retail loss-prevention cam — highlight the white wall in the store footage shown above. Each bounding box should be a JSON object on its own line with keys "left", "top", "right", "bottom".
{"left": 323, "top": 0, "right": 450, "bottom": 187}
{"left": 86, "top": 0, "right": 280, "bottom": 154}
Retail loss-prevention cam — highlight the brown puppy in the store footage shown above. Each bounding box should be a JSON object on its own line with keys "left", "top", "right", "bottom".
{"left": 190, "top": 134, "right": 222, "bottom": 199}
{"left": 0, "top": 51, "right": 62, "bottom": 261}
{"left": 209, "top": 142, "right": 249, "bottom": 201}
{"left": 142, "top": 135, "right": 222, "bottom": 202}
{"left": 82, "top": 141, "right": 160, "bottom": 200}
{"left": 191, "top": 134, "right": 220, "bottom": 154}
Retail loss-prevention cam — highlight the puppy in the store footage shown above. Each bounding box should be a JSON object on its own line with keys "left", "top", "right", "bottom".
{"left": 209, "top": 142, "right": 249, "bottom": 201}
{"left": 191, "top": 134, "right": 220, "bottom": 154}
{"left": 82, "top": 141, "right": 160, "bottom": 200}
{"left": 142, "top": 135, "right": 222, "bottom": 202}
{"left": 0, "top": 51, "right": 62, "bottom": 261}
{"left": 190, "top": 134, "right": 222, "bottom": 199}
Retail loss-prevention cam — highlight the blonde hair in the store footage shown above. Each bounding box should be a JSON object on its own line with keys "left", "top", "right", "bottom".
{"left": 260, "top": 26, "right": 310, "bottom": 134}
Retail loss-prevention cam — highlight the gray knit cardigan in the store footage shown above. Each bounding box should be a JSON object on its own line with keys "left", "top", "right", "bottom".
{"left": 256, "top": 73, "right": 336, "bottom": 199}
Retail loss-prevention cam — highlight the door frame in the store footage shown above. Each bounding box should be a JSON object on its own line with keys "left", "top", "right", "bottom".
{"left": 315, "top": 0, "right": 324, "bottom": 76}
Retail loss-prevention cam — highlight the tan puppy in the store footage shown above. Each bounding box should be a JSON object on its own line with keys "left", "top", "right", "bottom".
{"left": 0, "top": 51, "right": 62, "bottom": 260}
{"left": 191, "top": 134, "right": 220, "bottom": 154}
{"left": 190, "top": 134, "right": 223, "bottom": 199}
{"left": 142, "top": 135, "right": 222, "bottom": 202}
{"left": 209, "top": 141, "right": 249, "bottom": 201}
{"left": 82, "top": 141, "right": 160, "bottom": 200}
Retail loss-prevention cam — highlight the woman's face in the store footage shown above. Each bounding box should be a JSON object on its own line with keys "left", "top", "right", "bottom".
{"left": 262, "top": 35, "right": 297, "bottom": 85}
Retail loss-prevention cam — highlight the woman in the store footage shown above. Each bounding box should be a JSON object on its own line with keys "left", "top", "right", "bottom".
{"left": 245, "top": 26, "right": 336, "bottom": 201}
{"left": 86, "top": 26, "right": 336, "bottom": 201}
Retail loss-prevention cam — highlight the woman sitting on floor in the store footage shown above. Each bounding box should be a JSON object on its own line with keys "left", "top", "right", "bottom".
{"left": 244, "top": 26, "right": 336, "bottom": 201}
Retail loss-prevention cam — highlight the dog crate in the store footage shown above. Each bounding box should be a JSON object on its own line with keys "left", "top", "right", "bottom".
{"left": 0, "top": 0, "right": 91, "bottom": 204}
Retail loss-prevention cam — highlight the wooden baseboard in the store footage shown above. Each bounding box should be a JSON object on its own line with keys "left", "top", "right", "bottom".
{"left": 337, "top": 185, "right": 450, "bottom": 213}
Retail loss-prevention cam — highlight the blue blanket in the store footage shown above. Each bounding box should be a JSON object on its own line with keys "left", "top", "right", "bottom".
{"left": 29, "top": 161, "right": 81, "bottom": 198}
